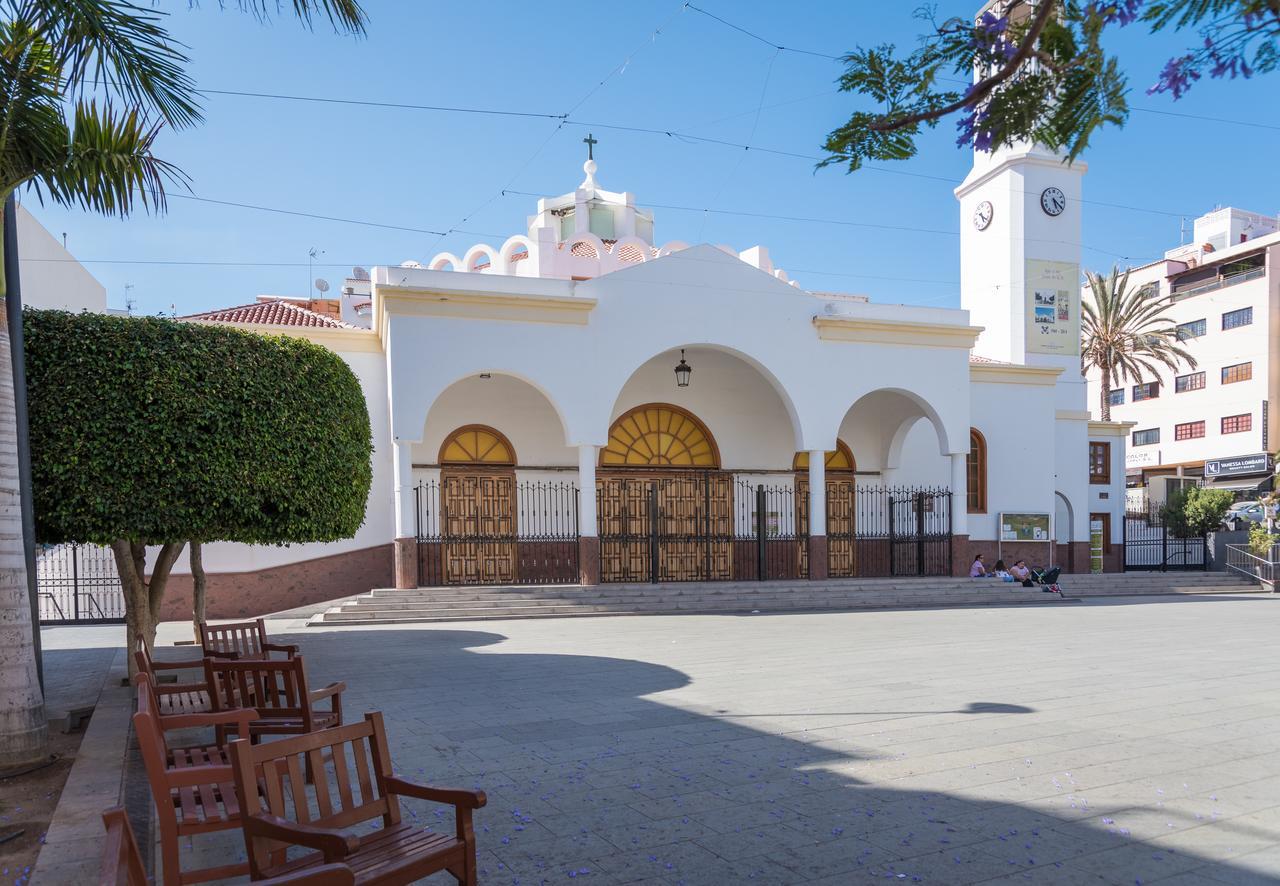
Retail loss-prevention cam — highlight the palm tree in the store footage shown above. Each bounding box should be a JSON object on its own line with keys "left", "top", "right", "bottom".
{"left": 1081, "top": 265, "right": 1197, "bottom": 422}
{"left": 0, "top": 0, "right": 366, "bottom": 767}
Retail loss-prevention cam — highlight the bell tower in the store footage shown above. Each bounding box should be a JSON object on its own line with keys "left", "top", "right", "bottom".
{"left": 953, "top": 3, "right": 1085, "bottom": 375}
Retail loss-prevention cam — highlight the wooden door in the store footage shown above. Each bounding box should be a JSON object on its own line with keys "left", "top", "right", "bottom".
{"left": 597, "top": 475, "right": 654, "bottom": 583}
{"left": 797, "top": 478, "right": 857, "bottom": 578}
{"left": 597, "top": 472, "right": 734, "bottom": 581}
{"left": 442, "top": 472, "right": 516, "bottom": 584}
{"left": 656, "top": 473, "right": 733, "bottom": 581}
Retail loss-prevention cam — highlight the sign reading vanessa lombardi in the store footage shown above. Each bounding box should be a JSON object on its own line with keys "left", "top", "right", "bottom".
{"left": 1024, "top": 259, "right": 1080, "bottom": 356}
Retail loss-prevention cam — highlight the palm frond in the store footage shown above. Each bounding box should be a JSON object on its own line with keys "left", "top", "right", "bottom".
{"left": 205, "top": 0, "right": 366, "bottom": 34}
{"left": 36, "top": 99, "right": 187, "bottom": 215}
{"left": 1080, "top": 262, "right": 1198, "bottom": 393}
{"left": 9, "top": 0, "right": 202, "bottom": 128}
{"left": 0, "top": 17, "right": 69, "bottom": 193}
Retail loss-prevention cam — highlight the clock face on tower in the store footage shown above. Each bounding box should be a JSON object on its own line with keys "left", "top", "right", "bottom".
{"left": 973, "top": 201, "right": 993, "bottom": 230}
{"left": 1040, "top": 187, "right": 1066, "bottom": 217}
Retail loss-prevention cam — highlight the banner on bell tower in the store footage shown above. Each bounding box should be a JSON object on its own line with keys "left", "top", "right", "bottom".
{"left": 1024, "top": 259, "right": 1080, "bottom": 356}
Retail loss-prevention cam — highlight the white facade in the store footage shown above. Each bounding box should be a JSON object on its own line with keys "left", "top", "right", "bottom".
{"left": 1084, "top": 207, "right": 1280, "bottom": 490}
{"left": 15, "top": 203, "right": 107, "bottom": 313}
{"left": 178, "top": 142, "right": 1131, "bottom": 590}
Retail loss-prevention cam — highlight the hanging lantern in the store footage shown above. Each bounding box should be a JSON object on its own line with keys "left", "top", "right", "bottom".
{"left": 674, "top": 349, "right": 692, "bottom": 388}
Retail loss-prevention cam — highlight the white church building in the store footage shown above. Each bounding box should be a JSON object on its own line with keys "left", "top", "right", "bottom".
{"left": 175, "top": 139, "right": 1130, "bottom": 616}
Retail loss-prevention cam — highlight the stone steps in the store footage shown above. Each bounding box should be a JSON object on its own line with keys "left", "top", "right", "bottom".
{"left": 307, "top": 572, "right": 1264, "bottom": 626}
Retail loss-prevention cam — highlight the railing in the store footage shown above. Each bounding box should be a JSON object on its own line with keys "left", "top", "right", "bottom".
{"left": 415, "top": 479, "right": 580, "bottom": 586}
{"left": 1171, "top": 266, "right": 1265, "bottom": 301}
{"left": 1224, "top": 543, "right": 1279, "bottom": 588}
{"left": 37, "top": 543, "right": 126, "bottom": 624}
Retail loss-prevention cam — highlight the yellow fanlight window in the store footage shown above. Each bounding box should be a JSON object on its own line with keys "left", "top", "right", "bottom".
{"left": 601, "top": 404, "right": 719, "bottom": 468}
{"left": 439, "top": 425, "right": 516, "bottom": 466}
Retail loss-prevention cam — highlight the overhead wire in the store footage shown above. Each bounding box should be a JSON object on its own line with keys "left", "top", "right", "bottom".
{"left": 423, "top": 0, "right": 690, "bottom": 254}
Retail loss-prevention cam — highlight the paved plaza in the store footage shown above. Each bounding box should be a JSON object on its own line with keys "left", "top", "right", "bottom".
{"left": 128, "top": 594, "right": 1280, "bottom": 883}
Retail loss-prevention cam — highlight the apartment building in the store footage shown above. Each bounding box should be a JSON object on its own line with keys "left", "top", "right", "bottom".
{"left": 1085, "top": 207, "right": 1280, "bottom": 499}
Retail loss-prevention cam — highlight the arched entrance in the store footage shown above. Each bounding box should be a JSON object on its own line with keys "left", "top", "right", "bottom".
{"left": 597, "top": 403, "right": 735, "bottom": 582}
{"left": 795, "top": 442, "right": 857, "bottom": 577}
{"left": 440, "top": 425, "right": 518, "bottom": 584}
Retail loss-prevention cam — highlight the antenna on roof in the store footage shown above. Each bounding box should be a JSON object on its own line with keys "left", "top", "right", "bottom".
{"left": 351, "top": 266, "right": 369, "bottom": 281}
{"left": 314, "top": 278, "right": 330, "bottom": 295}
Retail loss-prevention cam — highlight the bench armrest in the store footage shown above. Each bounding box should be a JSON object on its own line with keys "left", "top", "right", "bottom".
{"left": 384, "top": 776, "right": 487, "bottom": 809}
{"left": 153, "top": 681, "right": 209, "bottom": 695}
{"left": 245, "top": 813, "right": 359, "bottom": 862}
{"left": 308, "top": 682, "right": 347, "bottom": 703}
{"left": 263, "top": 643, "right": 300, "bottom": 656}
{"left": 149, "top": 657, "right": 207, "bottom": 670}
{"left": 163, "top": 762, "right": 235, "bottom": 788}
{"left": 160, "top": 707, "right": 259, "bottom": 733}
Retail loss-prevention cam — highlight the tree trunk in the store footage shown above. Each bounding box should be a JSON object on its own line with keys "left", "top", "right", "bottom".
{"left": 190, "top": 540, "right": 206, "bottom": 642}
{"left": 1100, "top": 384, "right": 1110, "bottom": 422}
{"left": 0, "top": 291, "right": 46, "bottom": 766}
{"left": 111, "top": 540, "right": 185, "bottom": 677}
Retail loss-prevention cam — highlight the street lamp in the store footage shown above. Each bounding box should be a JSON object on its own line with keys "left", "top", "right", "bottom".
{"left": 674, "top": 349, "right": 692, "bottom": 388}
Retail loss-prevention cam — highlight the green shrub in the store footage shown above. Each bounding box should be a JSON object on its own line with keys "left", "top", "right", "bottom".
{"left": 25, "top": 309, "right": 373, "bottom": 653}
{"left": 1161, "top": 486, "right": 1234, "bottom": 538}
{"left": 1249, "top": 524, "right": 1278, "bottom": 557}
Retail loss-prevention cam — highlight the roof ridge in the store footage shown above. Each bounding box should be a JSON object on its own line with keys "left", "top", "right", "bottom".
{"left": 181, "top": 299, "right": 358, "bottom": 330}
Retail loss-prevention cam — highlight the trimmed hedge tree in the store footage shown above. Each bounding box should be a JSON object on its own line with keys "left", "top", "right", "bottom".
{"left": 25, "top": 309, "right": 373, "bottom": 660}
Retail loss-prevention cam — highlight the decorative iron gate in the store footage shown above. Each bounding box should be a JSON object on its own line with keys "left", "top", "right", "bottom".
{"left": 888, "top": 488, "right": 954, "bottom": 576}
{"left": 1123, "top": 508, "right": 1206, "bottom": 571}
{"left": 597, "top": 473, "right": 805, "bottom": 583}
{"left": 37, "top": 543, "right": 126, "bottom": 624}
{"left": 415, "top": 479, "right": 579, "bottom": 585}
{"left": 597, "top": 475, "right": 953, "bottom": 583}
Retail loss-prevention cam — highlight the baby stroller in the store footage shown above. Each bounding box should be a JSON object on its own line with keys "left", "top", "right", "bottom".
{"left": 1030, "top": 566, "right": 1062, "bottom": 594}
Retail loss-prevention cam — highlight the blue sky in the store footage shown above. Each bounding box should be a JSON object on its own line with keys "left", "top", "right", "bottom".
{"left": 21, "top": 0, "right": 1280, "bottom": 316}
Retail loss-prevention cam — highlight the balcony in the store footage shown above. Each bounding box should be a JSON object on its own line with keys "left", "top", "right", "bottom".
{"left": 1172, "top": 266, "right": 1265, "bottom": 301}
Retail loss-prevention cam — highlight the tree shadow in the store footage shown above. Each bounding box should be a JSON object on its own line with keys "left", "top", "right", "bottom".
{"left": 169, "top": 626, "right": 1278, "bottom": 885}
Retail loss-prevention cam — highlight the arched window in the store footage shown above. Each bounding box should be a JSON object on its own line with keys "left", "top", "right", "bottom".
{"left": 792, "top": 441, "right": 856, "bottom": 473}
{"left": 967, "top": 429, "right": 987, "bottom": 513}
{"left": 600, "top": 403, "right": 719, "bottom": 468}
{"left": 438, "top": 425, "right": 517, "bottom": 466}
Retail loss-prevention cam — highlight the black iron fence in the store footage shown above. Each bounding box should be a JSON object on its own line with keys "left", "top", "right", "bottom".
{"left": 415, "top": 478, "right": 580, "bottom": 585}
{"left": 1123, "top": 507, "right": 1207, "bottom": 571}
{"left": 37, "top": 543, "right": 126, "bottom": 624}
{"left": 413, "top": 472, "right": 953, "bottom": 586}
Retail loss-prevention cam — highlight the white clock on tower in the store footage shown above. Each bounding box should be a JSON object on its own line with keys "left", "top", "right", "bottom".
{"left": 1040, "top": 187, "right": 1066, "bottom": 217}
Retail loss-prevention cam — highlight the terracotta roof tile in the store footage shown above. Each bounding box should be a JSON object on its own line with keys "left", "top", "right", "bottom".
{"left": 182, "top": 301, "right": 355, "bottom": 329}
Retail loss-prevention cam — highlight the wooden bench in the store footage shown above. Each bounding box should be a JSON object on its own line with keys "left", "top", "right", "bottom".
{"left": 204, "top": 655, "right": 344, "bottom": 746}
{"left": 134, "top": 642, "right": 212, "bottom": 717}
{"left": 200, "top": 617, "right": 299, "bottom": 661}
{"left": 100, "top": 806, "right": 355, "bottom": 886}
{"left": 228, "top": 711, "right": 486, "bottom": 885}
{"left": 133, "top": 672, "right": 259, "bottom": 884}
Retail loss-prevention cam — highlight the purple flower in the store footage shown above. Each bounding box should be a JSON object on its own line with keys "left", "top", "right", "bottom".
{"left": 1088, "top": 1, "right": 1143, "bottom": 26}
{"left": 1148, "top": 55, "right": 1200, "bottom": 98}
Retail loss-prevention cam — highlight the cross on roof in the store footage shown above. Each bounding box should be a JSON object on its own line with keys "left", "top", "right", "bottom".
{"left": 583, "top": 133, "right": 598, "bottom": 161}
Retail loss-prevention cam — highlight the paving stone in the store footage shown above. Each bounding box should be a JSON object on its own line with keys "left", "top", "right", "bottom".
{"left": 126, "top": 596, "right": 1280, "bottom": 885}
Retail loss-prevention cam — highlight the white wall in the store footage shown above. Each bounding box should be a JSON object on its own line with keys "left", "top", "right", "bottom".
{"left": 414, "top": 373, "right": 573, "bottom": 468}
{"left": 969, "top": 377, "right": 1059, "bottom": 541}
{"left": 382, "top": 246, "right": 974, "bottom": 461}
{"left": 608, "top": 349, "right": 797, "bottom": 469}
{"left": 16, "top": 204, "right": 106, "bottom": 313}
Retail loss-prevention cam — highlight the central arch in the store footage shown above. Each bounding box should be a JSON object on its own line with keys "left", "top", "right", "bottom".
{"left": 600, "top": 403, "right": 720, "bottom": 468}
